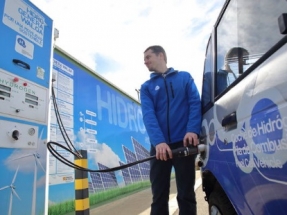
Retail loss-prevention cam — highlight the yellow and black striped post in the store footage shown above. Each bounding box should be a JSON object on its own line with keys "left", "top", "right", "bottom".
{"left": 74, "top": 150, "right": 90, "bottom": 215}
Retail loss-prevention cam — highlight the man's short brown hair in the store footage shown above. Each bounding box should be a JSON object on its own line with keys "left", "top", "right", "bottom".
{"left": 144, "top": 45, "right": 167, "bottom": 63}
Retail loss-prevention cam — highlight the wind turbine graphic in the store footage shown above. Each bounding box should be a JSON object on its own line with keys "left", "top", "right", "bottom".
{"left": 11, "top": 129, "right": 46, "bottom": 215}
{"left": 0, "top": 166, "right": 21, "bottom": 215}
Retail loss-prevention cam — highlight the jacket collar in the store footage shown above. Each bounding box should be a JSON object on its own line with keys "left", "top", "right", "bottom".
{"left": 150, "top": 67, "right": 177, "bottom": 79}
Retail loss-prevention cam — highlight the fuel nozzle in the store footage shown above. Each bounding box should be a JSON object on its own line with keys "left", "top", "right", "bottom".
{"left": 171, "top": 144, "right": 206, "bottom": 158}
{"left": 172, "top": 146, "right": 197, "bottom": 157}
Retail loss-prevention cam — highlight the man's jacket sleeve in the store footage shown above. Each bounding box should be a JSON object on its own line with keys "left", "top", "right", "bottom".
{"left": 140, "top": 83, "right": 165, "bottom": 146}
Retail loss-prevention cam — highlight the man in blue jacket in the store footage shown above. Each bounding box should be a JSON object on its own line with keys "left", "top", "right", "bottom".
{"left": 140, "top": 45, "right": 201, "bottom": 215}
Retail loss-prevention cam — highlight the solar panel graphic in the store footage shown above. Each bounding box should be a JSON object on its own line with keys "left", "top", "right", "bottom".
{"left": 89, "top": 172, "right": 105, "bottom": 192}
{"left": 89, "top": 137, "right": 150, "bottom": 193}
{"left": 88, "top": 182, "right": 95, "bottom": 193}
{"left": 131, "top": 137, "right": 150, "bottom": 181}
{"left": 119, "top": 161, "right": 132, "bottom": 185}
{"left": 122, "top": 145, "right": 143, "bottom": 182}
{"left": 98, "top": 163, "right": 118, "bottom": 189}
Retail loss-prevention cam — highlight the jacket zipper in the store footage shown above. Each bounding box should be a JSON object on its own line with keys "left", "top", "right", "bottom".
{"left": 170, "top": 82, "right": 174, "bottom": 98}
{"left": 163, "top": 74, "right": 171, "bottom": 143}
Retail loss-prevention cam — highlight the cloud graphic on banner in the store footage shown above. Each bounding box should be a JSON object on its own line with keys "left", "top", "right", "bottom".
{"left": 93, "top": 143, "right": 121, "bottom": 168}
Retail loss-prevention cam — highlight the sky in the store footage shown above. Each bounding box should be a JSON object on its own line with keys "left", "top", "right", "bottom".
{"left": 31, "top": 0, "right": 226, "bottom": 100}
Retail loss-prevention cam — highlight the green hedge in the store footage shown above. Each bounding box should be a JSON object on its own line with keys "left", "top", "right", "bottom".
{"left": 48, "top": 180, "right": 151, "bottom": 215}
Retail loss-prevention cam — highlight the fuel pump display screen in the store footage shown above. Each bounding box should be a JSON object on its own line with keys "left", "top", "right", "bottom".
{"left": 25, "top": 98, "right": 38, "bottom": 106}
{"left": 25, "top": 93, "right": 39, "bottom": 106}
{"left": 0, "top": 84, "right": 11, "bottom": 91}
{"left": 0, "top": 91, "right": 10, "bottom": 97}
{"left": 0, "top": 84, "right": 11, "bottom": 98}
{"left": 26, "top": 93, "right": 38, "bottom": 101}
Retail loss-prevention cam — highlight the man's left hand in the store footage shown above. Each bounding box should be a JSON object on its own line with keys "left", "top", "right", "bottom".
{"left": 183, "top": 132, "right": 199, "bottom": 147}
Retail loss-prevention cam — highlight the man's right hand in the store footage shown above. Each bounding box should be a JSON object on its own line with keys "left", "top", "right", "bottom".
{"left": 155, "top": 143, "right": 172, "bottom": 161}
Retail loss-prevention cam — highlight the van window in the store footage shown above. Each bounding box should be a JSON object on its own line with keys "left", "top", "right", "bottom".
{"left": 201, "top": 38, "right": 213, "bottom": 108}
{"left": 216, "top": 0, "right": 286, "bottom": 96}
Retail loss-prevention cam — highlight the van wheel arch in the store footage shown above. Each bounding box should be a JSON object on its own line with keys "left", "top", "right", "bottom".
{"left": 202, "top": 170, "right": 217, "bottom": 201}
{"left": 208, "top": 187, "right": 237, "bottom": 215}
{"left": 202, "top": 170, "right": 236, "bottom": 215}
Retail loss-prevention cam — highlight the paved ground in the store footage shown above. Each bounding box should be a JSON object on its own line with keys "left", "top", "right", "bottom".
{"left": 89, "top": 170, "right": 209, "bottom": 215}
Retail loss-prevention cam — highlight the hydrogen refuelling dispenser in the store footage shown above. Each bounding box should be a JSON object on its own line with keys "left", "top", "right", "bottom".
{"left": 0, "top": 0, "right": 53, "bottom": 215}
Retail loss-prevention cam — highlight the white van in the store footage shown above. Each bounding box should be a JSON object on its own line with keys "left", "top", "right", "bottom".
{"left": 199, "top": 0, "right": 287, "bottom": 214}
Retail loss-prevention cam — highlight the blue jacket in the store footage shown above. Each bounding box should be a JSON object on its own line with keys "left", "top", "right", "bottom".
{"left": 140, "top": 68, "right": 201, "bottom": 146}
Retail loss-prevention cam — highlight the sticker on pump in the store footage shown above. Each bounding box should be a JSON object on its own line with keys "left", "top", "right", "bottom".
{"left": 15, "top": 35, "right": 34, "bottom": 59}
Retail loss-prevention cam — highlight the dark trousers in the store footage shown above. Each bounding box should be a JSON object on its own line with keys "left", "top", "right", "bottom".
{"left": 150, "top": 141, "right": 197, "bottom": 215}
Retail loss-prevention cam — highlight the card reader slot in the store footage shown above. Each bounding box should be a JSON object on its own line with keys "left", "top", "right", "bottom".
{"left": 12, "top": 59, "right": 30, "bottom": 70}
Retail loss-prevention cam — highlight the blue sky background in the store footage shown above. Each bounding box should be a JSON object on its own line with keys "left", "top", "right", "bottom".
{"left": 31, "top": 0, "right": 226, "bottom": 100}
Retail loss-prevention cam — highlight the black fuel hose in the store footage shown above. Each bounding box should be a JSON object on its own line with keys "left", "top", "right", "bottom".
{"left": 47, "top": 84, "right": 202, "bottom": 173}
{"left": 47, "top": 140, "right": 200, "bottom": 172}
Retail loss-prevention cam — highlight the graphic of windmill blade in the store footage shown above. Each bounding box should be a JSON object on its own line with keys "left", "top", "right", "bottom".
{"left": 12, "top": 166, "right": 19, "bottom": 184}
{"left": 38, "top": 128, "right": 44, "bottom": 144}
{"left": 10, "top": 153, "right": 34, "bottom": 161}
{"left": 10, "top": 166, "right": 20, "bottom": 200}
{"left": 11, "top": 153, "right": 45, "bottom": 172}
{"left": 34, "top": 153, "right": 45, "bottom": 173}
{"left": 11, "top": 188, "right": 21, "bottom": 200}
{"left": 0, "top": 166, "right": 21, "bottom": 215}
{"left": 0, "top": 185, "right": 9, "bottom": 191}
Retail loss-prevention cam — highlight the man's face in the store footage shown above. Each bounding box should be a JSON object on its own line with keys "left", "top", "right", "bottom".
{"left": 144, "top": 49, "right": 162, "bottom": 72}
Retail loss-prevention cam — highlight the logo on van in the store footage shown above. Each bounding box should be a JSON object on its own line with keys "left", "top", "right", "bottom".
{"left": 233, "top": 98, "right": 287, "bottom": 172}
{"left": 250, "top": 98, "right": 283, "bottom": 155}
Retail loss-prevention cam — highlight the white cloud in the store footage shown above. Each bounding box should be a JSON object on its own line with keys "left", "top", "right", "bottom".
{"left": 91, "top": 143, "right": 121, "bottom": 168}
{"left": 31, "top": 0, "right": 225, "bottom": 99}
{"left": 75, "top": 128, "right": 120, "bottom": 168}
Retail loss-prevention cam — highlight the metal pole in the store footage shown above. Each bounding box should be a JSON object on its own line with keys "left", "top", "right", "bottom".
{"left": 74, "top": 150, "right": 90, "bottom": 215}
